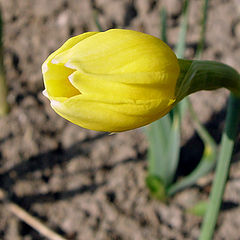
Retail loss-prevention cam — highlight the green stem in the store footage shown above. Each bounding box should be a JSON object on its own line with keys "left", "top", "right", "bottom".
{"left": 199, "top": 94, "right": 240, "bottom": 240}
{"left": 0, "top": 8, "right": 8, "bottom": 116}
{"left": 0, "top": 75, "right": 8, "bottom": 116}
{"left": 175, "top": 0, "right": 189, "bottom": 58}
{"left": 160, "top": 8, "right": 168, "bottom": 44}
{"left": 176, "top": 59, "right": 240, "bottom": 102}
{"left": 93, "top": 9, "right": 103, "bottom": 32}
{"left": 195, "top": 0, "right": 209, "bottom": 59}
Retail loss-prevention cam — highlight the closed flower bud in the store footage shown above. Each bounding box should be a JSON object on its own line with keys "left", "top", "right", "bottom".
{"left": 42, "top": 29, "right": 180, "bottom": 132}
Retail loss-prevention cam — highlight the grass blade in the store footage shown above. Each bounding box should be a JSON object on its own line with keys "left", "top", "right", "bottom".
{"left": 164, "top": 109, "right": 181, "bottom": 185}
{"left": 145, "top": 115, "right": 171, "bottom": 180}
{"left": 195, "top": 0, "right": 209, "bottom": 59}
{"left": 175, "top": 0, "right": 189, "bottom": 58}
{"left": 0, "top": 7, "right": 9, "bottom": 116}
{"left": 160, "top": 8, "right": 168, "bottom": 44}
{"left": 167, "top": 99, "right": 217, "bottom": 196}
{"left": 93, "top": 9, "right": 103, "bottom": 32}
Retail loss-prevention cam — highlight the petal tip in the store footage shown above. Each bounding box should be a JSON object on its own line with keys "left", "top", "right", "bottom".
{"left": 65, "top": 62, "right": 76, "bottom": 70}
{"left": 42, "top": 62, "right": 48, "bottom": 74}
{"left": 51, "top": 59, "right": 59, "bottom": 64}
{"left": 68, "top": 73, "right": 74, "bottom": 84}
{"left": 42, "top": 89, "right": 49, "bottom": 98}
{"left": 50, "top": 100, "right": 62, "bottom": 108}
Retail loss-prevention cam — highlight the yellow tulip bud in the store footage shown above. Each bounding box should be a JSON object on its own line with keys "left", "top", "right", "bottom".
{"left": 42, "top": 29, "right": 180, "bottom": 132}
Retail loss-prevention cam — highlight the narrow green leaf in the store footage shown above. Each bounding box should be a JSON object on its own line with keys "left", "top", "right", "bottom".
{"left": 167, "top": 144, "right": 216, "bottom": 196}
{"left": 145, "top": 115, "right": 171, "bottom": 180}
{"left": 0, "top": 7, "right": 9, "bottom": 116}
{"left": 175, "top": 0, "right": 189, "bottom": 58}
{"left": 160, "top": 8, "right": 168, "bottom": 44}
{"left": 165, "top": 109, "right": 181, "bottom": 185}
{"left": 93, "top": 9, "right": 103, "bottom": 32}
{"left": 167, "top": 99, "right": 217, "bottom": 196}
{"left": 195, "top": 0, "right": 209, "bottom": 59}
{"left": 200, "top": 95, "right": 240, "bottom": 240}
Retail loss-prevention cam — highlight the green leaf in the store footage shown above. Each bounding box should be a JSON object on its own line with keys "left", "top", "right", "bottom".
{"left": 200, "top": 95, "right": 240, "bottom": 240}
{"left": 164, "top": 107, "right": 181, "bottom": 185}
{"left": 195, "top": 0, "right": 209, "bottom": 59}
{"left": 93, "top": 9, "right": 103, "bottom": 32}
{"left": 167, "top": 99, "right": 217, "bottom": 196}
{"left": 145, "top": 175, "right": 167, "bottom": 202}
{"left": 175, "top": 0, "right": 189, "bottom": 58}
{"left": 0, "top": 7, "right": 9, "bottom": 116}
{"left": 145, "top": 115, "right": 171, "bottom": 181}
{"left": 160, "top": 8, "right": 168, "bottom": 44}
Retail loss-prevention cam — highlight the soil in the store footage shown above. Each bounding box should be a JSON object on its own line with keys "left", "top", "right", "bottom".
{"left": 0, "top": 0, "right": 240, "bottom": 239}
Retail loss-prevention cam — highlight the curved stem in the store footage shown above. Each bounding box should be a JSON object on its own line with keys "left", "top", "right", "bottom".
{"left": 199, "top": 94, "right": 240, "bottom": 240}
{"left": 176, "top": 59, "right": 240, "bottom": 102}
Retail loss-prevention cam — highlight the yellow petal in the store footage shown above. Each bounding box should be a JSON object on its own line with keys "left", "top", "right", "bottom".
{"left": 50, "top": 94, "right": 175, "bottom": 132}
{"left": 52, "top": 29, "right": 179, "bottom": 75}
{"left": 42, "top": 32, "right": 98, "bottom": 98}
{"left": 42, "top": 29, "right": 180, "bottom": 132}
{"left": 68, "top": 70, "right": 176, "bottom": 100}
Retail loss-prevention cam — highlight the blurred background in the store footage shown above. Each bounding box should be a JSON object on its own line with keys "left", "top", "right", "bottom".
{"left": 0, "top": 0, "right": 240, "bottom": 239}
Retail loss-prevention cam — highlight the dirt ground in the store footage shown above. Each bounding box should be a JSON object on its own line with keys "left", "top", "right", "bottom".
{"left": 0, "top": 0, "right": 240, "bottom": 239}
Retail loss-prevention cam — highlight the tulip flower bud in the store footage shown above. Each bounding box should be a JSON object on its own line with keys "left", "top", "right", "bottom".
{"left": 42, "top": 29, "right": 181, "bottom": 132}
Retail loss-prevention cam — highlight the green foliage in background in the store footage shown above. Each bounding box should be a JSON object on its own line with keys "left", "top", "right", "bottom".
{"left": 145, "top": 0, "right": 216, "bottom": 200}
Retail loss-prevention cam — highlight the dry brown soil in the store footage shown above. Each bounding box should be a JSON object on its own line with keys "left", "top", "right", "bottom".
{"left": 0, "top": 0, "right": 240, "bottom": 239}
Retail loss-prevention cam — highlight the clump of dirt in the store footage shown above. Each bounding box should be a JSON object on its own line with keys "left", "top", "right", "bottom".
{"left": 0, "top": 0, "right": 240, "bottom": 239}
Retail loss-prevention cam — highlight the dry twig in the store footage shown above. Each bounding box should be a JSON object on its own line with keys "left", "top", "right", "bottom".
{"left": 0, "top": 189, "right": 67, "bottom": 240}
